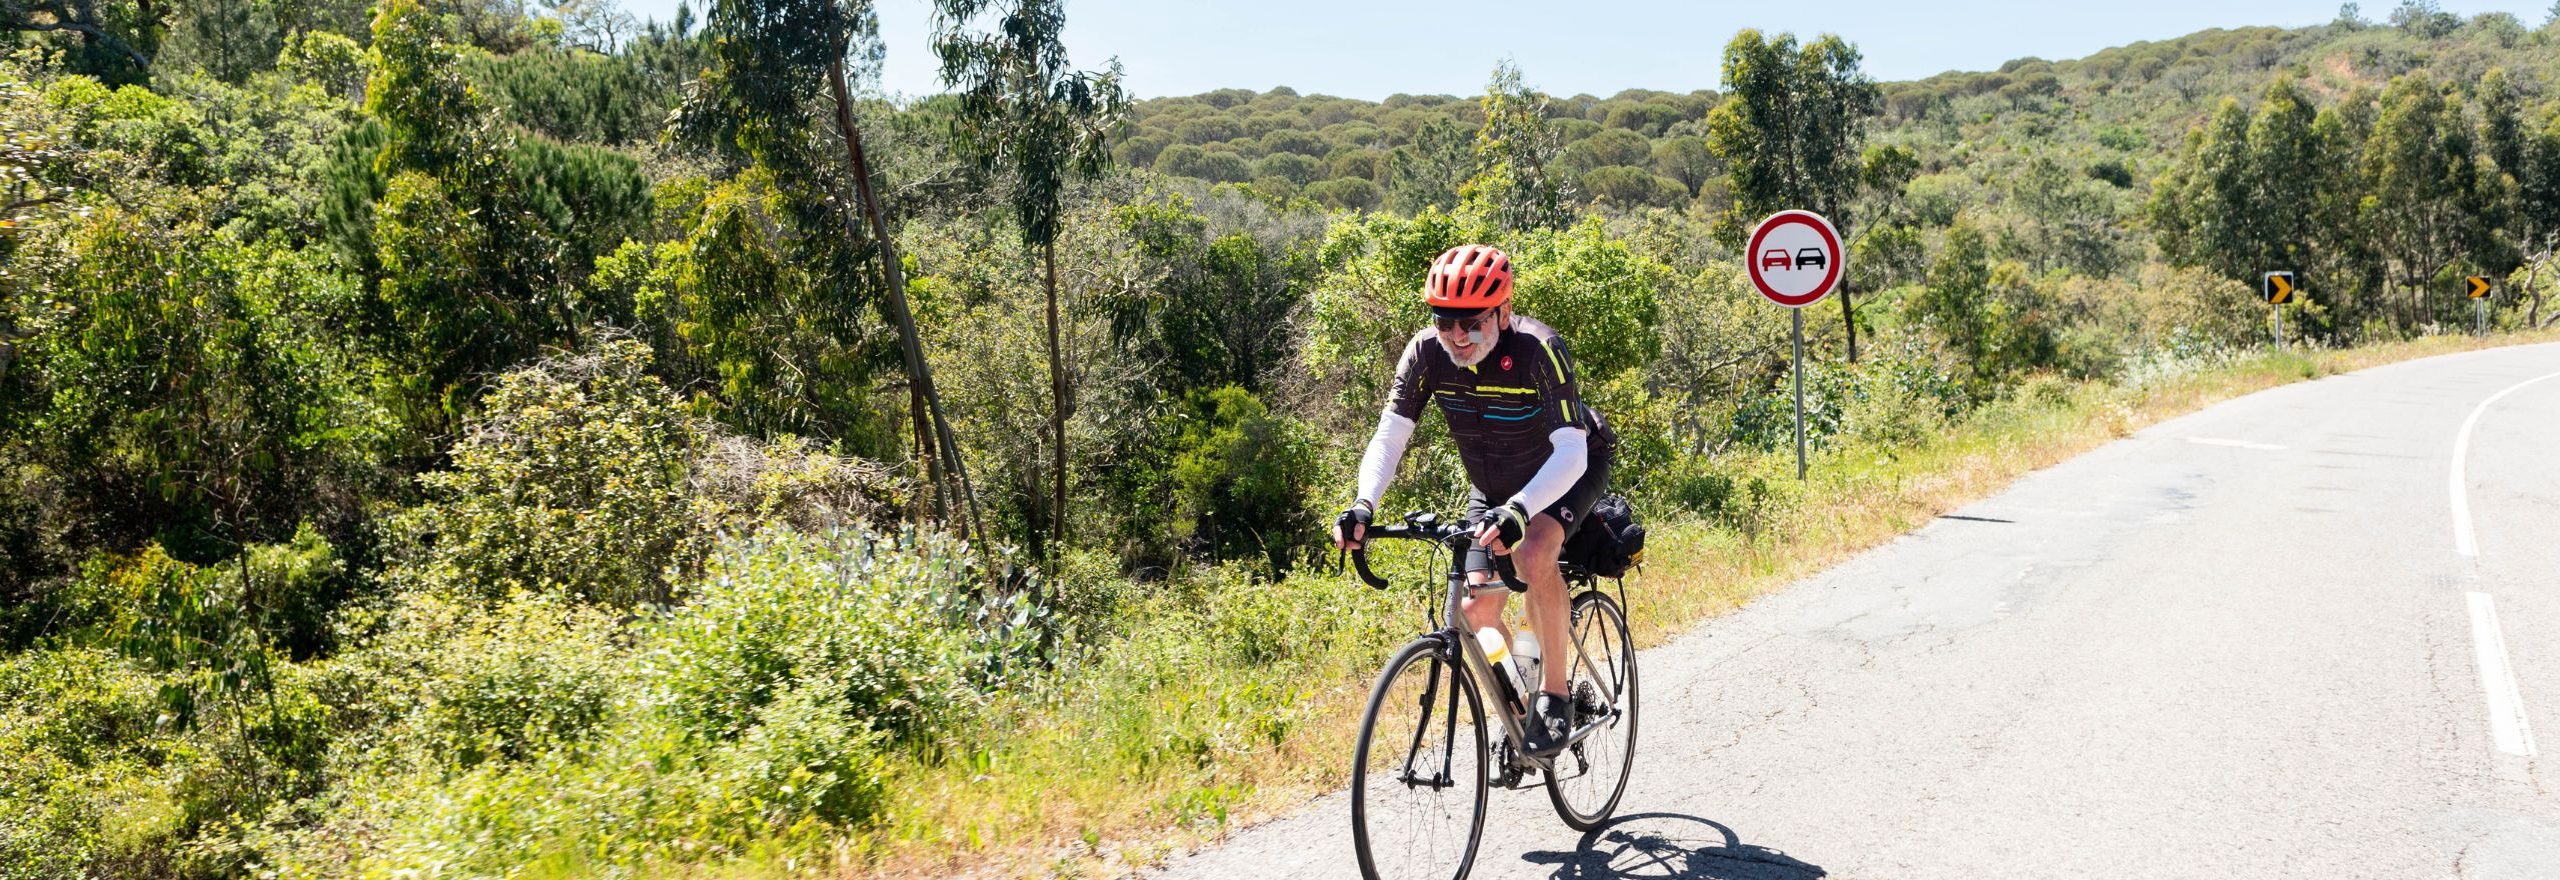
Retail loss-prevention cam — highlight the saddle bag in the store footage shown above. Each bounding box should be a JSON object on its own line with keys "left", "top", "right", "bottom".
{"left": 1564, "top": 493, "right": 1646, "bottom": 579}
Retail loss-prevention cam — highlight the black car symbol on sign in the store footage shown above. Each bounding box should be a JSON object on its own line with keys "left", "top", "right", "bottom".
{"left": 1794, "top": 248, "right": 1826, "bottom": 271}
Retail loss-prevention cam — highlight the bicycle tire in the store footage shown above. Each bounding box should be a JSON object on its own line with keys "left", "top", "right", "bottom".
{"left": 1543, "top": 590, "right": 1638, "bottom": 830}
{"left": 1351, "top": 635, "right": 1489, "bottom": 880}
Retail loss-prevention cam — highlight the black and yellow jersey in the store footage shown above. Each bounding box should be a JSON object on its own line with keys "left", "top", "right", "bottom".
{"left": 1384, "top": 315, "right": 1616, "bottom": 502}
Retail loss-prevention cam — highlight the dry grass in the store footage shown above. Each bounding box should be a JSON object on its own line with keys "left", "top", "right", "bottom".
{"left": 838, "top": 330, "right": 2557, "bottom": 880}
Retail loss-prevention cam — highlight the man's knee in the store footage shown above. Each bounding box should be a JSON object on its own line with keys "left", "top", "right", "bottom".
{"left": 1517, "top": 515, "right": 1566, "bottom": 564}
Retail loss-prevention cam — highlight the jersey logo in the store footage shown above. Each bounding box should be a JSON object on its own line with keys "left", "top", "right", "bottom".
{"left": 1499, "top": 355, "right": 1513, "bottom": 371}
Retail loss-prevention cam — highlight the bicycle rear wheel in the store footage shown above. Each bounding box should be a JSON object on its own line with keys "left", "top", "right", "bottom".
{"left": 1351, "top": 635, "right": 1489, "bottom": 880}
{"left": 1544, "top": 589, "right": 1637, "bottom": 830}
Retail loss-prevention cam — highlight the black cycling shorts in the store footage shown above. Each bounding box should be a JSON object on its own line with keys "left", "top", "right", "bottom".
{"left": 1462, "top": 447, "right": 1612, "bottom": 581}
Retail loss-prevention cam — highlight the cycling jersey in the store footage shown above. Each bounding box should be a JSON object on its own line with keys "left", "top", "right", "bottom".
{"left": 1376, "top": 315, "right": 1615, "bottom": 505}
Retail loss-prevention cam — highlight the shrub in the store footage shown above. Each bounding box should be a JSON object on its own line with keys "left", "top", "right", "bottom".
{"left": 271, "top": 700, "right": 888, "bottom": 879}
{"left": 387, "top": 340, "right": 710, "bottom": 607}
{"left": 1168, "top": 387, "right": 1319, "bottom": 577}
{"left": 333, "top": 592, "right": 632, "bottom": 769}
{"left": 643, "top": 530, "right": 982, "bottom": 742}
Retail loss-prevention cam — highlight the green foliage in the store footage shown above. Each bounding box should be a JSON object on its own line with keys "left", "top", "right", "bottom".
{"left": 2, "top": 211, "right": 384, "bottom": 566}
{"left": 338, "top": 591, "right": 631, "bottom": 768}
{"left": 388, "top": 340, "right": 707, "bottom": 607}
{"left": 1705, "top": 31, "right": 1879, "bottom": 235}
{"left": 277, "top": 30, "right": 367, "bottom": 99}
{"left": 1459, "top": 61, "right": 1571, "bottom": 232}
{"left": 1168, "top": 386, "right": 1318, "bottom": 577}
{"left": 463, "top": 45, "right": 673, "bottom": 147}
{"left": 347, "top": 2, "right": 654, "bottom": 437}
{"left": 594, "top": 171, "right": 896, "bottom": 444}
{"left": 1511, "top": 217, "right": 1665, "bottom": 381}
{"left": 645, "top": 529, "right": 982, "bottom": 742}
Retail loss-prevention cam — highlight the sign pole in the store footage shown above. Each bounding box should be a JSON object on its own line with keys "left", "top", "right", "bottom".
{"left": 2274, "top": 302, "right": 2284, "bottom": 349}
{"left": 1744, "top": 209, "right": 1842, "bottom": 484}
{"left": 1792, "top": 308, "right": 1807, "bottom": 481}
{"left": 2477, "top": 296, "right": 2486, "bottom": 335}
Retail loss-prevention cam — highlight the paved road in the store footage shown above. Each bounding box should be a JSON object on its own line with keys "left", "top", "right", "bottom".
{"left": 1148, "top": 343, "right": 2560, "bottom": 880}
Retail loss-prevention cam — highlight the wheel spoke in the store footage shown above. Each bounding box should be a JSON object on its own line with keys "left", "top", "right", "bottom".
{"left": 1355, "top": 640, "right": 1487, "bottom": 880}
{"left": 1545, "top": 592, "right": 1638, "bottom": 831}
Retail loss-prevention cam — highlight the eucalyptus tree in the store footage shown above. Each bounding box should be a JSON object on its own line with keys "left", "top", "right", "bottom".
{"left": 1706, "top": 30, "right": 1880, "bottom": 360}
{"left": 690, "top": 0, "right": 982, "bottom": 543}
{"left": 933, "top": 0, "right": 1127, "bottom": 555}
{"left": 1463, "top": 61, "right": 1572, "bottom": 232}
{"left": 2361, "top": 73, "right": 2497, "bottom": 325}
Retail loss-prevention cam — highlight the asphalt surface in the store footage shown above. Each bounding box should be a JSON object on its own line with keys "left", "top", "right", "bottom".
{"left": 1145, "top": 343, "right": 2560, "bottom": 880}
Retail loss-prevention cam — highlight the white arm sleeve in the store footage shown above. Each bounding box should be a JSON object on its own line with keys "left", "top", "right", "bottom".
{"left": 1355, "top": 412, "right": 1417, "bottom": 509}
{"left": 1504, "top": 427, "right": 1588, "bottom": 515}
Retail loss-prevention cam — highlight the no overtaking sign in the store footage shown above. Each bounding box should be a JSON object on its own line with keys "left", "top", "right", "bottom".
{"left": 1747, "top": 210, "right": 1844, "bottom": 309}
{"left": 1748, "top": 209, "right": 1843, "bottom": 482}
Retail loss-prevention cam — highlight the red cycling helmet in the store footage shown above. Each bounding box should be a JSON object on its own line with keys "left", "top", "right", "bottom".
{"left": 1424, "top": 244, "right": 1513, "bottom": 313}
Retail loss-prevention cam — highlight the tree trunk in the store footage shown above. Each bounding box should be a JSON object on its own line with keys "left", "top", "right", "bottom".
{"left": 1832, "top": 203, "right": 1859, "bottom": 363}
{"left": 1045, "top": 240, "right": 1068, "bottom": 554}
{"left": 825, "top": 60, "right": 984, "bottom": 546}
{"left": 2525, "top": 236, "right": 2553, "bottom": 330}
{"left": 1838, "top": 275, "right": 1858, "bottom": 363}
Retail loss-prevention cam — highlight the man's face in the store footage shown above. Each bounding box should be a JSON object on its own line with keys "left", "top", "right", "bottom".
{"left": 1435, "top": 306, "right": 1503, "bottom": 368}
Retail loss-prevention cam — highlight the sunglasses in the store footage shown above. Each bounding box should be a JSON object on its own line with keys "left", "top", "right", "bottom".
{"left": 1433, "top": 310, "right": 1496, "bottom": 333}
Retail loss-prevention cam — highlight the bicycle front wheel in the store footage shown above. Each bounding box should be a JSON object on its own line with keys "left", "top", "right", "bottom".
{"left": 1544, "top": 589, "right": 1638, "bottom": 830}
{"left": 1351, "top": 635, "right": 1489, "bottom": 880}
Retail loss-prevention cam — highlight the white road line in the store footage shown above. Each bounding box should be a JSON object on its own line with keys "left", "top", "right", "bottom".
{"left": 2182, "top": 436, "right": 2286, "bottom": 450}
{"left": 2449, "top": 371, "right": 2560, "bottom": 557}
{"left": 2466, "top": 592, "right": 2538, "bottom": 756}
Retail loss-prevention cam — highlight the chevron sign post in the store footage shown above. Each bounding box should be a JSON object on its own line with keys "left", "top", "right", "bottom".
{"left": 2263, "top": 271, "right": 2296, "bottom": 347}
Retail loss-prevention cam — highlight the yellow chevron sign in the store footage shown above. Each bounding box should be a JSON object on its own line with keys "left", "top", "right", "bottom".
{"left": 2469, "top": 276, "right": 2493, "bottom": 299}
{"left": 2263, "top": 271, "right": 2297, "bottom": 304}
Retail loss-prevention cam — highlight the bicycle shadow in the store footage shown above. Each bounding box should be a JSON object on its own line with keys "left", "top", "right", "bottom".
{"left": 1518, "top": 812, "right": 1826, "bottom": 880}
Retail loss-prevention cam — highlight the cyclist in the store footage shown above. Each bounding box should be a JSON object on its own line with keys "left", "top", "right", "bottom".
{"left": 1331, "top": 243, "right": 1617, "bottom": 758}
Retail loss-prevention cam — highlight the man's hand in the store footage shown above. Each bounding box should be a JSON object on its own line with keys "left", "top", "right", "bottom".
{"left": 1472, "top": 501, "right": 1531, "bottom": 556}
{"left": 1333, "top": 502, "right": 1373, "bottom": 551}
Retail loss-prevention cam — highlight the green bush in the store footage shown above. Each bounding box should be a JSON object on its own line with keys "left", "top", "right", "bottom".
{"left": 272, "top": 701, "right": 887, "bottom": 879}
{"left": 386, "top": 340, "right": 709, "bottom": 607}
{"left": 643, "top": 530, "right": 979, "bottom": 742}
{"left": 331, "top": 592, "right": 632, "bottom": 769}
{"left": 1169, "top": 386, "right": 1319, "bottom": 577}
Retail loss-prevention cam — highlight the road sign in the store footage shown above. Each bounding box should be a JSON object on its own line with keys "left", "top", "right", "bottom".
{"left": 1746, "top": 210, "right": 1844, "bottom": 309}
{"left": 2262, "top": 271, "right": 2296, "bottom": 304}
{"left": 2468, "top": 276, "right": 2493, "bottom": 299}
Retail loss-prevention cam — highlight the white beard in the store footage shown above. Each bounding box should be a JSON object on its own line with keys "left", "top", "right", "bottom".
{"left": 1446, "top": 328, "right": 1497, "bottom": 368}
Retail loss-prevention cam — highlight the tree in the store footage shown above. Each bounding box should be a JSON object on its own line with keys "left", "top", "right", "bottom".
{"left": 689, "top": 0, "right": 982, "bottom": 544}
{"left": 1461, "top": 61, "right": 1572, "bottom": 232}
{"left": 1385, "top": 116, "right": 1474, "bottom": 214}
{"left": 934, "top": 0, "right": 1127, "bottom": 556}
{"left": 1706, "top": 30, "right": 1879, "bottom": 359}
{"left": 2389, "top": 0, "right": 2457, "bottom": 38}
{"left": 1650, "top": 136, "right": 1718, "bottom": 196}
{"left": 331, "top": 1, "right": 650, "bottom": 451}
{"left": 2, "top": 1, "right": 162, "bottom": 82}
{"left": 2362, "top": 73, "right": 2497, "bottom": 324}
{"left": 1913, "top": 220, "right": 1999, "bottom": 393}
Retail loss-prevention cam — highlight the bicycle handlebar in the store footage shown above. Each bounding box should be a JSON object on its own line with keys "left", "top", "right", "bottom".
{"left": 1342, "top": 513, "right": 1527, "bottom": 591}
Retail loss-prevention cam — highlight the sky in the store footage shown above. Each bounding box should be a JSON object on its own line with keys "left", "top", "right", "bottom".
{"left": 614, "top": 1, "right": 2555, "bottom": 101}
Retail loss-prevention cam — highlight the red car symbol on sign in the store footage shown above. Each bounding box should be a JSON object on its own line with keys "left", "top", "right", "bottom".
{"left": 1760, "top": 249, "right": 1793, "bottom": 271}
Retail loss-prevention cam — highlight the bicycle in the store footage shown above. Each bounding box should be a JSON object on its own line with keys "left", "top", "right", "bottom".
{"left": 1343, "top": 510, "right": 1640, "bottom": 880}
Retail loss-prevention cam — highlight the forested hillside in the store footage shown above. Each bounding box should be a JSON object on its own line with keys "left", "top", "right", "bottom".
{"left": 2, "top": 1, "right": 2555, "bottom": 877}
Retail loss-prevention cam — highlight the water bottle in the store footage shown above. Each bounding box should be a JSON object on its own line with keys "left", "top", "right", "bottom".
{"left": 1512, "top": 629, "right": 1542, "bottom": 697}
{"left": 1475, "top": 627, "right": 1525, "bottom": 707}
